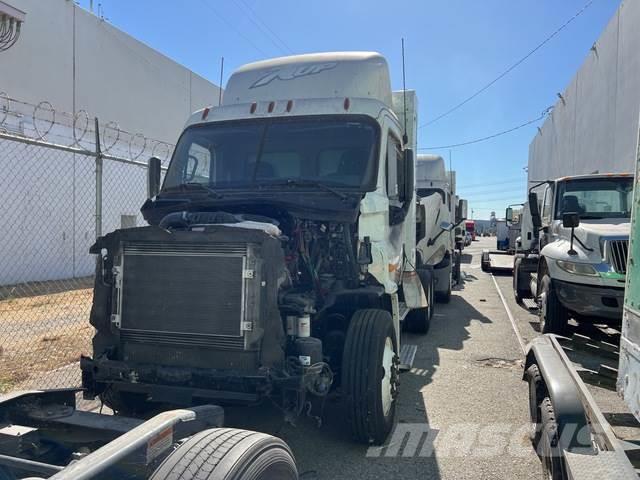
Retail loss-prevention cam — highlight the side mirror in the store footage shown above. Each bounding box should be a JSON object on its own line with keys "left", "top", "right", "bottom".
{"left": 439, "top": 221, "right": 454, "bottom": 232}
{"left": 147, "top": 156, "right": 162, "bottom": 198}
{"left": 400, "top": 148, "right": 414, "bottom": 203}
{"left": 563, "top": 212, "right": 580, "bottom": 229}
{"left": 456, "top": 199, "right": 468, "bottom": 222}
{"left": 505, "top": 207, "right": 513, "bottom": 223}
{"left": 528, "top": 192, "right": 542, "bottom": 230}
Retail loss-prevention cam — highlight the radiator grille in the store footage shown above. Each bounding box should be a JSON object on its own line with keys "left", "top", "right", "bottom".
{"left": 121, "top": 329, "right": 245, "bottom": 350}
{"left": 608, "top": 240, "right": 629, "bottom": 274}
{"left": 117, "top": 242, "right": 248, "bottom": 351}
{"left": 123, "top": 242, "right": 247, "bottom": 256}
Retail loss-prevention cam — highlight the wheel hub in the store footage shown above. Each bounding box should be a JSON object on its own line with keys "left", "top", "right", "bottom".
{"left": 381, "top": 337, "right": 399, "bottom": 417}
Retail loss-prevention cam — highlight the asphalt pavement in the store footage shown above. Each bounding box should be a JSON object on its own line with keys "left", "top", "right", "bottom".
{"left": 224, "top": 236, "right": 541, "bottom": 480}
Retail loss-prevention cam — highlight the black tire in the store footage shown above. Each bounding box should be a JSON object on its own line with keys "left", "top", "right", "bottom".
{"left": 435, "top": 264, "right": 452, "bottom": 304}
{"left": 100, "top": 388, "right": 153, "bottom": 416}
{"left": 453, "top": 251, "right": 462, "bottom": 285}
{"left": 343, "top": 309, "right": 399, "bottom": 445}
{"left": 405, "top": 269, "right": 433, "bottom": 334}
{"left": 513, "top": 258, "right": 525, "bottom": 303}
{"left": 525, "top": 365, "right": 545, "bottom": 450}
{"left": 539, "top": 398, "right": 563, "bottom": 480}
{"left": 539, "top": 274, "right": 568, "bottom": 335}
{"left": 150, "top": 428, "right": 298, "bottom": 480}
{"left": 481, "top": 251, "right": 490, "bottom": 272}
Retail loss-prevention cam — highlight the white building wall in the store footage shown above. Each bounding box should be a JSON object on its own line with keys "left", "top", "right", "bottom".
{"left": 1, "top": 0, "right": 221, "bottom": 139}
{"left": 528, "top": 0, "right": 640, "bottom": 182}
{"left": 0, "top": 0, "right": 221, "bottom": 286}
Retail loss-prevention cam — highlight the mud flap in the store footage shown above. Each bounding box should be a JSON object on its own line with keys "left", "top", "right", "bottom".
{"left": 401, "top": 270, "right": 428, "bottom": 309}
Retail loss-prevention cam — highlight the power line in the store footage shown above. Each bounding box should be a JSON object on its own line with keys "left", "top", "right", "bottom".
{"left": 419, "top": 0, "right": 596, "bottom": 129}
{"left": 461, "top": 186, "right": 525, "bottom": 195}
{"left": 198, "top": 0, "right": 269, "bottom": 57}
{"left": 234, "top": 0, "right": 294, "bottom": 55}
{"left": 419, "top": 106, "right": 552, "bottom": 150}
{"left": 458, "top": 177, "right": 524, "bottom": 189}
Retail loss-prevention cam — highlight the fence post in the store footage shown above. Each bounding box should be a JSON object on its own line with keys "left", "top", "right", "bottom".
{"left": 94, "top": 117, "right": 103, "bottom": 239}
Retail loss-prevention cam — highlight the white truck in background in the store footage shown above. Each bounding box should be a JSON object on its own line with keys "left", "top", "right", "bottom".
{"left": 518, "top": 174, "right": 632, "bottom": 334}
{"left": 415, "top": 154, "right": 467, "bottom": 305}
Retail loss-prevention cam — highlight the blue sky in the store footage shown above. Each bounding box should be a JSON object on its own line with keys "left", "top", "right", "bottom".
{"left": 78, "top": 0, "right": 621, "bottom": 219}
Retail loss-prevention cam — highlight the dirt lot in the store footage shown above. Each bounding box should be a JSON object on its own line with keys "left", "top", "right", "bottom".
{"left": 0, "top": 288, "right": 94, "bottom": 392}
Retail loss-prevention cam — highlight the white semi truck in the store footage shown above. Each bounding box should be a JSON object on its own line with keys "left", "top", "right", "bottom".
{"left": 515, "top": 175, "right": 632, "bottom": 334}
{"left": 81, "top": 52, "right": 429, "bottom": 445}
{"left": 415, "top": 154, "right": 466, "bottom": 305}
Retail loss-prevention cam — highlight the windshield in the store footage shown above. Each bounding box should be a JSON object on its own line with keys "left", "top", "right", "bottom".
{"left": 555, "top": 177, "right": 633, "bottom": 220}
{"left": 163, "top": 116, "right": 379, "bottom": 192}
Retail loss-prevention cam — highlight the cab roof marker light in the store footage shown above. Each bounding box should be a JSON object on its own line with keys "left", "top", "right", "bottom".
{"left": 250, "top": 102, "right": 257, "bottom": 114}
{"left": 286, "top": 100, "right": 293, "bottom": 112}
{"left": 268, "top": 101, "right": 275, "bottom": 113}
{"left": 201, "top": 107, "right": 210, "bottom": 120}
{"left": 344, "top": 98, "right": 350, "bottom": 111}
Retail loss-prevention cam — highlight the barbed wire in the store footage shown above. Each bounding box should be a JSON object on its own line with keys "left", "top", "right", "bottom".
{"left": 0, "top": 91, "right": 175, "bottom": 165}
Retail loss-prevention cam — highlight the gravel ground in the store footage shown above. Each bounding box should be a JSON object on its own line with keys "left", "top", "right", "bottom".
{"left": 0, "top": 288, "right": 93, "bottom": 391}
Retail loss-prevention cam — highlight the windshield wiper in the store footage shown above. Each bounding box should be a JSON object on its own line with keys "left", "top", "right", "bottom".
{"left": 261, "top": 179, "right": 348, "bottom": 201}
{"left": 160, "top": 182, "right": 223, "bottom": 199}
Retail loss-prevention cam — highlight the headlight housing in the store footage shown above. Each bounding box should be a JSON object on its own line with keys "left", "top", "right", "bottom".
{"left": 556, "top": 259, "right": 598, "bottom": 276}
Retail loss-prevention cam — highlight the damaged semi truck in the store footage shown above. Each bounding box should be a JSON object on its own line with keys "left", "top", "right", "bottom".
{"left": 81, "top": 52, "right": 429, "bottom": 445}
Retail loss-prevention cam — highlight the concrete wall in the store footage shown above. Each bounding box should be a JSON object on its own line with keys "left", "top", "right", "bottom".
{"left": 0, "top": 0, "right": 221, "bottom": 286}
{"left": 528, "top": 0, "right": 640, "bottom": 182}
{"left": 1, "top": 0, "right": 221, "bottom": 141}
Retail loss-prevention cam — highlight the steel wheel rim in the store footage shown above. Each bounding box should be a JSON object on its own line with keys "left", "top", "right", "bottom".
{"left": 381, "top": 337, "right": 395, "bottom": 417}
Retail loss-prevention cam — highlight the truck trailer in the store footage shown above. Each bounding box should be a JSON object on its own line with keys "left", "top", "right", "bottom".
{"left": 80, "top": 52, "right": 429, "bottom": 446}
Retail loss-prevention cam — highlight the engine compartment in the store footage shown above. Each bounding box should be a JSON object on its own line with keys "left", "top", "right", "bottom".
{"left": 83, "top": 207, "right": 380, "bottom": 414}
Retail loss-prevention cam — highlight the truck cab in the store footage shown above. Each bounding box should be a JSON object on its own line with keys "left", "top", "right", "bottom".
{"left": 529, "top": 173, "right": 632, "bottom": 333}
{"left": 81, "top": 52, "right": 427, "bottom": 445}
{"left": 415, "top": 154, "right": 460, "bottom": 303}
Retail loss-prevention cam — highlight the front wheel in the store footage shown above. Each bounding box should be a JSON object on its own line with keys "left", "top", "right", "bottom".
{"left": 343, "top": 309, "right": 399, "bottom": 445}
{"left": 539, "top": 274, "right": 568, "bottom": 335}
{"left": 150, "top": 428, "right": 298, "bottom": 480}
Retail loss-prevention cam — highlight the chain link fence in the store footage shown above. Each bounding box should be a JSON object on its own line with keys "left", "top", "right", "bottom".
{"left": 0, "top": 92, "right": 173, "bottom": 393}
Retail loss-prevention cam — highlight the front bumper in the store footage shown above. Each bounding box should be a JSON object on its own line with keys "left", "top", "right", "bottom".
{"left": 81, "top": 356, "right": 301, "bottom": 406}
{"left": 554, "top": 279, "right": 624, "bottom": 321}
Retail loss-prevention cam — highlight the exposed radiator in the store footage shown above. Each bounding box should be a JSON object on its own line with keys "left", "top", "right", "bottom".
{"left": 607, "top": 239, "right": 629, "bottom": 274}
{"left": 114, "top": 242, "right": 250, "bottom": 353}
{"left": 120, "top": 329, "right": 245, "bottom": 350}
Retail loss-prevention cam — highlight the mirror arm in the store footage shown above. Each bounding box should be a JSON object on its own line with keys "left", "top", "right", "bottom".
{"left": 427, "top": 228, "right": 446, "bottom": 247}
{"left": 568, "top": 229, "right": 593, "bottom": 255}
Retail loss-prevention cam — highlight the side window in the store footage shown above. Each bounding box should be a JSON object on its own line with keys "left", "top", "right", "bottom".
{"left": 185, "top": 142, "right": 211, "bottom": 182}
{"left": 386, "top": 133, "right": 402, "bottom": 200}
{"left": 542, "top": 185, "right": 554, "bottom": 225}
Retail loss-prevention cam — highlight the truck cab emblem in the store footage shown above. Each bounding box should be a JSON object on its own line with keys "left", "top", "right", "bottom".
{"left": 250, "top": 62, "right": 338, "bottom": 89}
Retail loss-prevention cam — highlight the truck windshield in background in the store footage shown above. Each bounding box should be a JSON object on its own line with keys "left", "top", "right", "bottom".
{"left": 555, "top": 177, "right": 633, "bottom": 220}
{"left": 163, "top": 117, "right": 379, "bottom": 191}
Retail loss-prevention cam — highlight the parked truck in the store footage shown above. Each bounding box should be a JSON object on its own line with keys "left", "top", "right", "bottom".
{"left": 522, "top": 151, "right": 640, "bottom": 480}
{"left": 518, "top": 174, "right": 632, "bottom": 334}
{"left": 415, "top": 154, "right": 467, "bottom": 306}
{"left": 80, "top": 52, "right": 429, "bottom": 446}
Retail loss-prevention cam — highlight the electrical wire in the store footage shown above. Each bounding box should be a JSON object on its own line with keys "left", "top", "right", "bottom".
{"left": 457, "top": 177, "right": 524, "bottom": 189}
{"left": 419, "top": 106, "right": 552, "bottom": 150}
{"left": 419, "top": 0, "right": 596, "bottom": 129}
{"left": 198, "top": 0, "right": 269, "bottom": 56}
{"left": 233, "top": 0, "right": 294, "bottom": 55}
